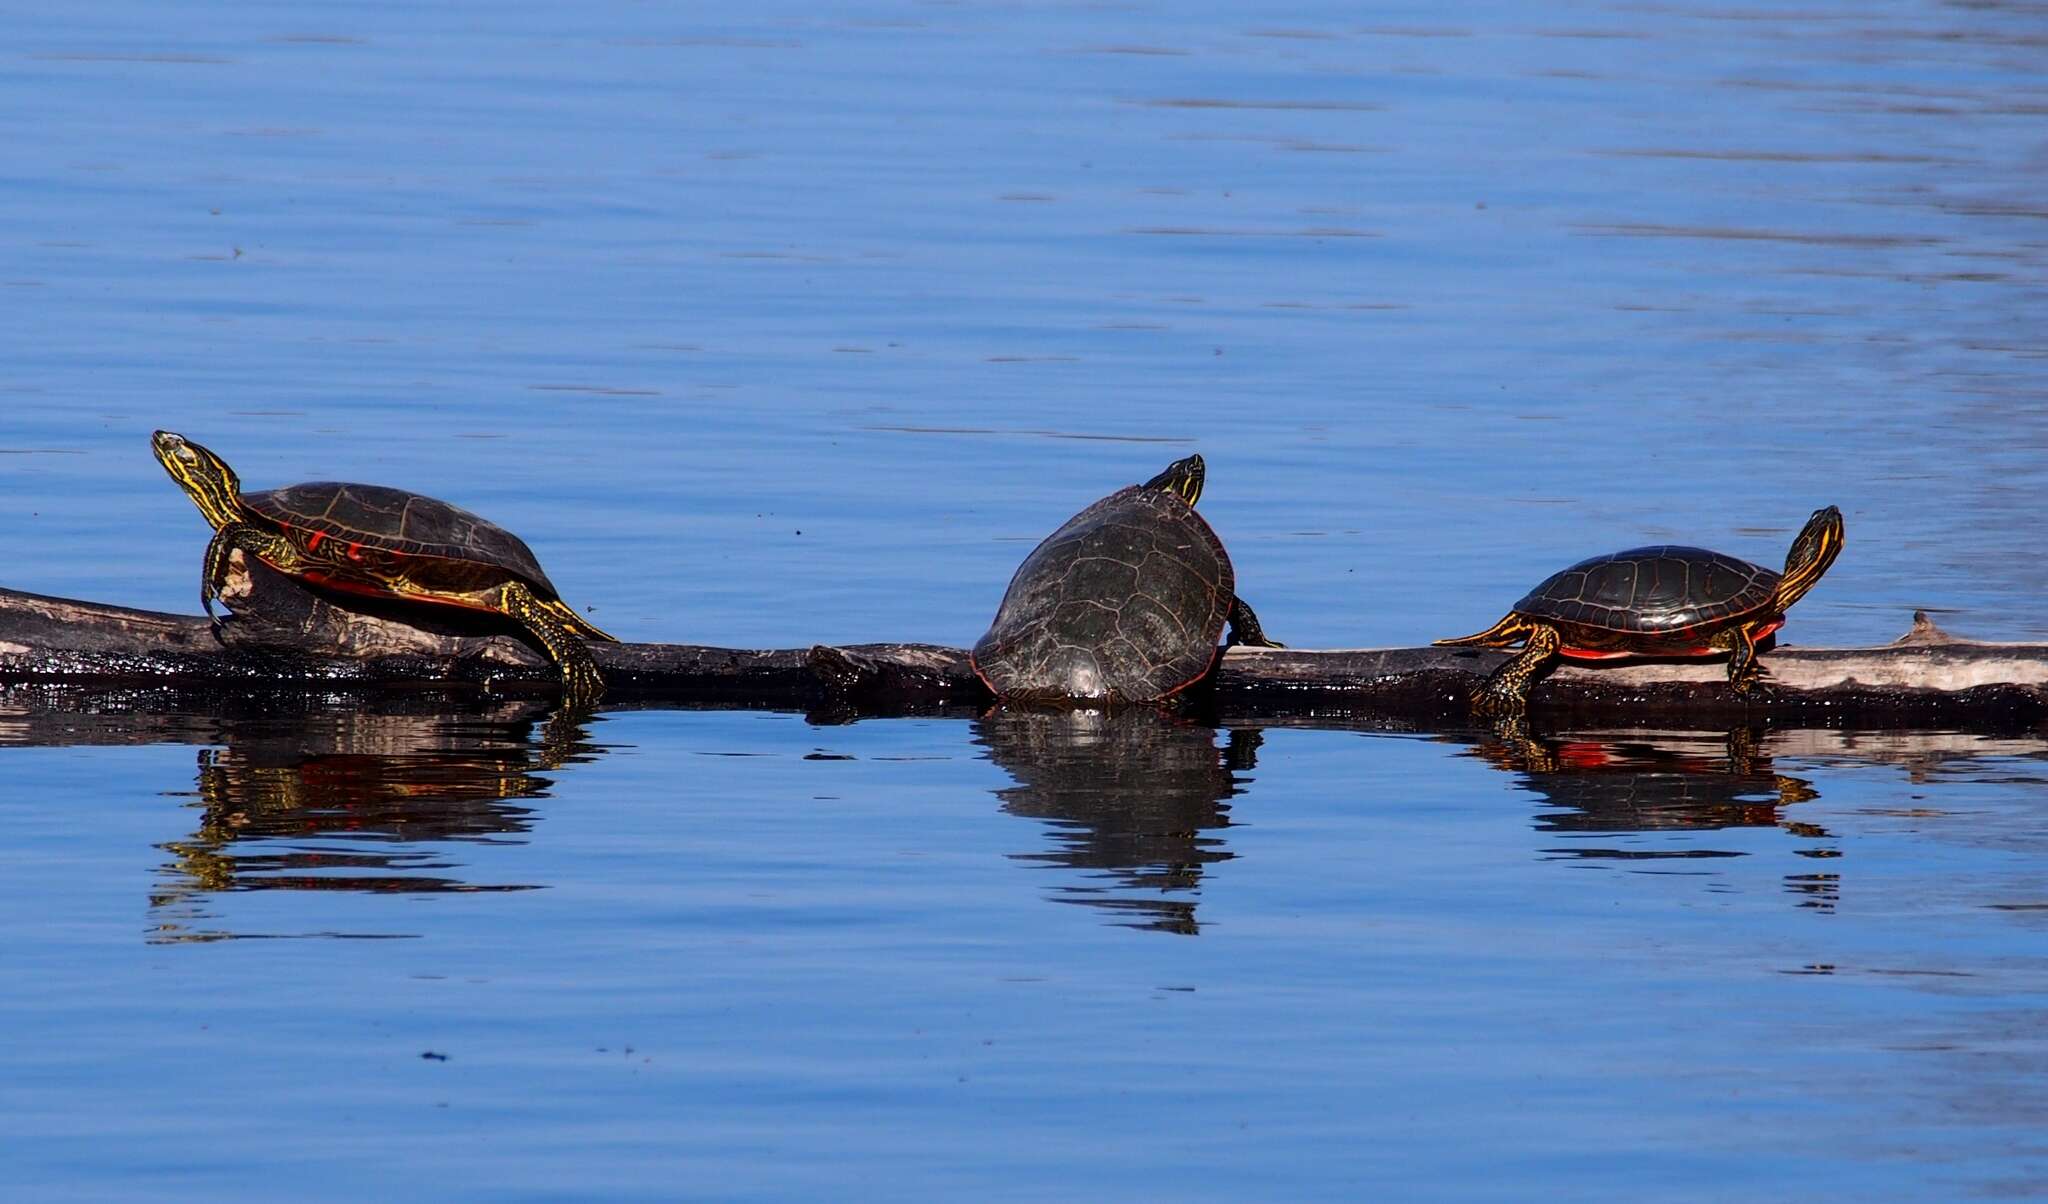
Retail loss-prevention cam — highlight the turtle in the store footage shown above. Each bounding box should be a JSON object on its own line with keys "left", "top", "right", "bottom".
{"left": 1434, "top": 505, "right": 1844, "bottom": 715}
{"left": 150, "top": 430, "right": 615, "bottom": 703}
{"left": 970, "top": 454, "right": 1280, "bottom": 704}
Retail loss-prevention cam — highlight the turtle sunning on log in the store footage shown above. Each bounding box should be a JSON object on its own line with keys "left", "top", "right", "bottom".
{"left": 971, "top": 454, "right": 1281, "bottom": 705}
{"left": 150, "top": 430, "right": 615, "bottom": 704}
{"left": 1436, "top": 506, "right": 1845, "bottom": 715}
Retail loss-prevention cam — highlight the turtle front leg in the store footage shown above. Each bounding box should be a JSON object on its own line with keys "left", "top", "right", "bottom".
{"left": 1225, "top": 596, "right": 1284, "bottom": 648}
{"left": 500, "top": 579, "right": 607, "bottom": 706}
{"left": 1472, "top": 623, "right": 1562, "bottom": 716}
{"left": 1724, "top": 622, "right": 1769, "bottom": 694}
{"left": 200, "top": 529, "right": 235, "bottom": 625}
{"left": 201, "top": 523, "right": 303, "bottom": 627}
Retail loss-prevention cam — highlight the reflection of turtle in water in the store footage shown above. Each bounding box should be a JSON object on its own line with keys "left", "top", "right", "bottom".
{"left": 974, "top": 707, "right": 1260, "bottom": 934}
{"left": 1469, "top": 720, "right": 1838, "bottom": 909}
{"left": 152, "top": 431, "right": 615, "bottom": 704}
{"left": 973, "top": 454, "right": 1280, "bottom": 704}
{"left": 1437, "top": 507, "right": 1844, "bottom": 714}
{"left": 153, "top": 700, "right": 576, "bottom": 939}
{"left": 1471, "top": 720, "right": 1821, "bottom": 836}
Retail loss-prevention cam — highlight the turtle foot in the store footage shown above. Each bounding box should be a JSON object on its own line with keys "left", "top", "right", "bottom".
{"left": 560, "top": 660, "right": 607, "bottom": 710}
{"left": 1471, "top": 686, "right": 1528, "bottom": 717}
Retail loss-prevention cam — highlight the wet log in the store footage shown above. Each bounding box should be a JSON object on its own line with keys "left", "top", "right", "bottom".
{"left": 1, "top": 562, "right": 2045, "bottom": 725}
{"left": 1210, "top": 614, "right": 2048, "bottom": 727}
{"left": 0, "top": 561, "right": 853, "bottom": 708}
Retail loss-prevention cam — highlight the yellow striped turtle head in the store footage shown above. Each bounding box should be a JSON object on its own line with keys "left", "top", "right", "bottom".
{"left": 151, "top": 430, "right": 244, "bottom": 531}
{"left": 1143, "top": 453, "right": 1205, "bottom": 507}
{"left": 1777, "top": 505, "right": 1844, "bottom": 610}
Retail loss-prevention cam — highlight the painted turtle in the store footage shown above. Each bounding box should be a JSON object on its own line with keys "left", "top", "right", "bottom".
{"left": 151, "top": 431, "right": 615, "bottom": 703}
{"left": 1435, "top": 506, "right": 1844, "bottom": 714}
{"left": 971, "top": 454, "right": 1279, "bottom": 704}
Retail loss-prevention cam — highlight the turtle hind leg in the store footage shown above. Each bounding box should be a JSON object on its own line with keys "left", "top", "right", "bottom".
{"left": 1435, "top": 613, "right": 1530, "bottom": 648}
{"left": 1472, "top": 623, "right": 1562, "bottom": 716}
{"left": 501, "top": 579, "right": 607, "bottom": 706}
{"left": 1225, "top": 596, "right": 1283, "bottom": 648}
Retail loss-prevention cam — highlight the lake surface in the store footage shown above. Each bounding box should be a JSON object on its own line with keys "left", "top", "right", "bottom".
{"left": 3, "top": 1, "right": 2045, "bottom": 1198}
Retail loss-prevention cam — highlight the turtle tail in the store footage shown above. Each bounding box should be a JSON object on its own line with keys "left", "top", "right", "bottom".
{"left": 1433, "top": 614, "right": 1530, "bottom": 648}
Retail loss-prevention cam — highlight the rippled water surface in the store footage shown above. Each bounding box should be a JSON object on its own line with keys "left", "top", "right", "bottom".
{"left": 6, "top": 699, "right": 2046, "bottom": 1198}
{"left": 3, "top": 0, "right": 2046, "bottom": 1197}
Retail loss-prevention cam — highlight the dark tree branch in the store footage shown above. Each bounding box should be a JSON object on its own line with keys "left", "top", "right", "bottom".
{"left": 2, "top": 563, "right": 2044, "bottom": 726}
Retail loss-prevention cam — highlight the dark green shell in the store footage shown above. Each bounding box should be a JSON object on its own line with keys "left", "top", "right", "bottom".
{"left": 1516, "top": 545, "right": 1779, "bottom": 639}
{"left": 245, "top": 482, "right": 562, "bottom": 597}
{"left": 971, "top": 485, "right": 1234, "bottom": 703}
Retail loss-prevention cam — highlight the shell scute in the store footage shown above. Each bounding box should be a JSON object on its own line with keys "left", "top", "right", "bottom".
{"left": 1517, "top": 544, "right": 1778, "bottom": 638}
{"left": 973, "top": 484, "right": 1234, "bottom": 702}
{"left": 246, "top": 482, "right": 559, "bottom": 597}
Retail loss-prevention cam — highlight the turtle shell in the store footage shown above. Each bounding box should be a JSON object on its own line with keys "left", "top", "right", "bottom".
{"left": 245, "top": 482, "right": 562, "bottom": 598}
{"left": 972, "top": 485, "right": 1234, "bottom": 703}
{"left": 1515, "top": 545, "right": 1780, "bottom": 640}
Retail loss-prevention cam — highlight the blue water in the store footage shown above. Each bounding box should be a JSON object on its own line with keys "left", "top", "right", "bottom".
{"left": 4, "top": 1, "right": 2047, "bottom": 1197}
{"left": 4, "top": 704, "right": 2045, "bottom": 1198}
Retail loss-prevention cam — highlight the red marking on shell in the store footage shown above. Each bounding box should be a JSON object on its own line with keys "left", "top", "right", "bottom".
{"left": 305, "top": 529, "right": 324, "bottom": 551}
{"left": 1559, "top": 647, "right": 1685, "bottom": 661}
{"left": 1556, "top": 743, "right": 1612, "bottom": 770}
{"left": 1556, "top": 617, "right": 1783, "bottom": 661}
{"left": 301, "top": 570, "right": 385, "bottom": 597}
{"left": 347, "top": 542, "right": 363, "bottom": 561}
{"left": 299, "top": 569, "right": 499, "bottom": 614}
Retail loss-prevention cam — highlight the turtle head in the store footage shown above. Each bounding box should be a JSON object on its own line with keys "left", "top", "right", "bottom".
{"left": 1143, "top": 454, "right": 1205, "bottom": 507}
{"left": 151, "top": 430, "right": 244, "bottom": 530}
{"left": 1776, "top": 505, "right": 1844, "bottom": 609}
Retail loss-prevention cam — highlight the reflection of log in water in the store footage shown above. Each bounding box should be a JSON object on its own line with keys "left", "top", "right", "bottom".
{"left": 974, "top": 708, "right": 1257, "bottom": 935}
{"left": 1462, "top": 722, "right": 1841, "bottom": 912}
{"left": 89, "top": 697, "right": 583, "bottom": 943}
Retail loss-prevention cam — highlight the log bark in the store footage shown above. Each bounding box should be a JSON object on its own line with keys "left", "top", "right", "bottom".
{"left": 1209, "top": 612, "right": 2048, "bottom": 727}
{"left": 1, "top": 564, "right": 2044, "bottom": 726}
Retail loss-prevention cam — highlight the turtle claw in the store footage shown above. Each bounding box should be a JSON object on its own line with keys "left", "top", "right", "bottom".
{"left": 200, "top": 586, "right": 228, "bottom": 641}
